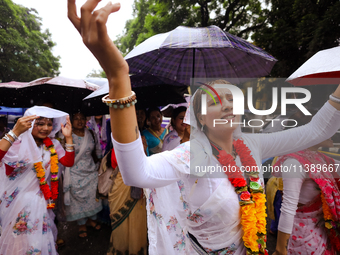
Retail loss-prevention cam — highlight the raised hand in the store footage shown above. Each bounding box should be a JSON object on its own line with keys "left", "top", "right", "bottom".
{"left": 67, "top": 0, "right": 128, "bottom": 78}
{"left": 0, "top": 115, "right": 39, "bottom": 151}
{"left": 61, "top": 116, "right": 72, "bottom": 139}
{"left": 68, "top": 0, "right": 137, "bottom": 143}
{"left": 12, "top": 115, "right": 40, "bottom": 137}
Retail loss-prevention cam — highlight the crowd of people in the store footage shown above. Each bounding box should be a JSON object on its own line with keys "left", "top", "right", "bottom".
{"left": 1, "top": 1, "right": 340, "bottom": 255}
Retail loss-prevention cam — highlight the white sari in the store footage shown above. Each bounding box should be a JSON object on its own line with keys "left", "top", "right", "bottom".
{"left": 114, "top": 100, "right": 340, "bottom": 254}
{"left": 0, "top": 106, "right": 68, "bottom": 255}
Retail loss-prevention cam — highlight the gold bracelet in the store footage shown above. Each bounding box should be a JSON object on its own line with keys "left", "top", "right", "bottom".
{"left": 102, "top": 91, "right": 137, "bottom": 108}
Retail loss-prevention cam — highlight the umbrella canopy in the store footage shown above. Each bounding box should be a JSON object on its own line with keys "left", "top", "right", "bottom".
{"left": 286, "top": 46, "right": 340, "bottom": 86}
{"left": 0, "top": 76, "right": 99, "bottom": 113}
{"left": 83, "top": 74, "right": 188, "bottom": 116}
{"left": 125, "top": 25, "right": 277, "bottom": 86}
{"left": 0, "top": 106, "right": 26, "bottom": 115}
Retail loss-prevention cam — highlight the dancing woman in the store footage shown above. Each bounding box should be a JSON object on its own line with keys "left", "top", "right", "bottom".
{"left": 67, "top": 1, "right": 340, "bottom": 254}
{"left": 0, "top": 106, "right": 74, "bottom": 255}
{"left": 273, "top": 113, "right": 340, "bottom": 255}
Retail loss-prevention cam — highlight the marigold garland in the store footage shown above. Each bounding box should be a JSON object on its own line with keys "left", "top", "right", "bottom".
{"left": 34, "top": 137, "right": 59, "bottom": 209}
{"left": 211, "top": 139, "right": 267, "bottom": 255}
{"left": 321, "top": 192, "right": 340, "bottom": 252}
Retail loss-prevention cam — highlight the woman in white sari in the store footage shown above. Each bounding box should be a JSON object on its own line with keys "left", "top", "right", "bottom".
{"left": 67, "top": 2, "right": 340, "bottom": 254}
{"left": 0, "top": 106, "right": 74, "bottom": 255}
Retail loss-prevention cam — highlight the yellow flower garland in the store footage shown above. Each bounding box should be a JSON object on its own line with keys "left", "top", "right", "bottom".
{"left": 212, "top": 139, "right": 268, "bottom": 254}
{"left": 321, "top": 192, "right": 335, "bottom": 221}
{"left": 253, "top": 192, "right": 267, "bottom": 234}
{"left": 33, "top": 138, "right": 59, "bottom": 209}
{"left": 241, "top": 203, "right": 259, "bottom": 252}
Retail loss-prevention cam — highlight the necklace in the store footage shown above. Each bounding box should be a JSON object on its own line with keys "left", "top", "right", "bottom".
{"left": 34, "top": 137, "right": 59, "bottom": 209}
{"left": 211, "top": 139, "right": 267, "bottom": 255}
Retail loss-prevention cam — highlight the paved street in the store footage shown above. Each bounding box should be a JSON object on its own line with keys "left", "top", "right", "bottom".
{"left": 57, "top": 205, "right": 277, "bottom": 255}
{"left": 57, "top": 221, "right": 111, "bottom": 255}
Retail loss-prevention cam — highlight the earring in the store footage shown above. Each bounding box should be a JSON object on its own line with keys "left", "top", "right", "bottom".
{"left": 201, "top": 125, "right": 204, "bottom": 132}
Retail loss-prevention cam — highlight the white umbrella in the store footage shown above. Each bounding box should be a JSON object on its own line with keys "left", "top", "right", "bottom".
{"left": 286, "top": 46, "right": 340, "bottom": 86}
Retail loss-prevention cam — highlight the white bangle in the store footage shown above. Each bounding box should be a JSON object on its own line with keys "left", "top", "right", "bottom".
{"left": 65, "top": 143, "right": 75, "bottom": 147}
{"left": 8, "top": 130, "right": 18, "bottom": 141}
{"left": 66, "top": 148, "right": 74, "bottom": 152}
{"left": 2, "top": 135, "right": 13, "bottom": 145}
{"left": 329, "top": 94, "right": 340, "bottom": 104}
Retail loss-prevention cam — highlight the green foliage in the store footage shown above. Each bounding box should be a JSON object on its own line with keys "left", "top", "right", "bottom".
{"left": 115, "top": 0, "right": 269, "bottom": 55}
{"left": 86, "top": 69, "right": 107, "bottom": 78}
{"left": 0, "top": 0, "right": 60, "bottom": 82}
{"left": 253, "top": 0, "right": 340, "bottom": 78}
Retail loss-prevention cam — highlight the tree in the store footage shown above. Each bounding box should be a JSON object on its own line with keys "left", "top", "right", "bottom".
{"left": 0, "top": 0, "right": 60, "bottom": 82}
{"left": 252, "top": 0, "right": 340, "bottom": 78}
{"left": 86, "top": 69, "right": 107, "bottom": 78}
{"left": 115, "top": 0, "right": 269, "bottom": 55}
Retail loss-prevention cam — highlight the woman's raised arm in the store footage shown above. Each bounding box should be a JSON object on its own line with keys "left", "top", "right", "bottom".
{"left": 68, "top": 0, "right": 138, "bottom": 143}
{"left": 258, "top": 84, "right": 340, "bottom": 159}
{"left": 0, "top": 115, "right": 38, "bottom": 152}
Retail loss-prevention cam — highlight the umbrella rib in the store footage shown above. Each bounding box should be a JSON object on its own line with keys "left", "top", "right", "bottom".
{"left": 215, "top": 48, "right": 240, "bottom": 79}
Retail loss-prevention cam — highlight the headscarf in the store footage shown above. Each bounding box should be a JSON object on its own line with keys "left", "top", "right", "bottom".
{"left": 2, "top": 106, "right": 68, "bottom": 165}
{"left": 184, "top": 88, "right": 243, "bottom": 177}
{"left": 87, "top": 115, "right": 107, "bottom": 143}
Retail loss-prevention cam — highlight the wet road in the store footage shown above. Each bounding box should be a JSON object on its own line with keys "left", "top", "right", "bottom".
{"left": 57, "top": 221, "right": 111, "bottom": 255}
{"left": 57, "top": 208, "right": 277, "bottom": 255}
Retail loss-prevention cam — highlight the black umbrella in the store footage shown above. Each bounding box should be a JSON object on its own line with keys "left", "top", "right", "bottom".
{"left": 82, "top": 74, "right": 188, "bottom": 116}
{"left": 0, "top": 77, "right": 99, "bottom": 114}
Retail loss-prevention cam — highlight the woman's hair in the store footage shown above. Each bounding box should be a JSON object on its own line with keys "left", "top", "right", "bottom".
{"left": 171, "top": 106, "right": 187, "bottom": 127}
{"left": 146, "top": 106, "right": 162, "bottom": 120}
{"left": 136, "top": 108, "right": 147, "bottom": 130}
{"left": 71, "top": 112, "right": 86, "bottom": 123}
{"left": 193, "top": 79, "right": 232, "bottom": 130}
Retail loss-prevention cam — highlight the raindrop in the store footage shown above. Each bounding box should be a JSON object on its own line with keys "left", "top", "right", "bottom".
{"left": 63, "top": 224, "right": 68, "bottom": 230}
{"left": 174, "top": 76, "right": 177, "bottom": 80}
{"left": 30, "top": 99, "right": 34, "bottom": 104}
{"left": 88, "top": 102, "right": 91, "bottom": 107}
{"left": 138, "top": 70, "right": 141, "bottom": 73}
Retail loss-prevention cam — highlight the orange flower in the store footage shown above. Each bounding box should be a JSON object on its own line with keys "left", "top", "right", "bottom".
{"left": 34, "top": 162, "right": 45, "bottom": 178}
{"left": 50, "top": 154, "right": 59, "bottom": 174}
{"left": 321, "top": 193, "right": 335, "bottom": 221}
{"left": 241, "top": 203, "right": 259, "bottom": 252}
{"left": 253, "top": 192, "right": 267, "bottom": 235}
{"left": 34, "top": 142, "right": 59, "bottom": 209}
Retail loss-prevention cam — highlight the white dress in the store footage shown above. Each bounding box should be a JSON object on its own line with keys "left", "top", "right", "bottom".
{"left": 113, "top": 102, "right": 340, "bottom": 255}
